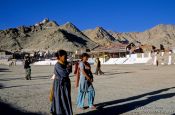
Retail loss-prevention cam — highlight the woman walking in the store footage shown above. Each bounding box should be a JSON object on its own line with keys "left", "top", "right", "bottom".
{"left": 77, "top": 53, "right": 96, "bottom": 110}
{"left": 50, "top": 50, "right": 73, "bottom": 115}
{"left": 94, "top": 58, "right": 104, "bottom": 75}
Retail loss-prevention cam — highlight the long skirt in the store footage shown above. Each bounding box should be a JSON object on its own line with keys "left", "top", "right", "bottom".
{"left": 50, "top": 79, "right": 73, "bottom": 115}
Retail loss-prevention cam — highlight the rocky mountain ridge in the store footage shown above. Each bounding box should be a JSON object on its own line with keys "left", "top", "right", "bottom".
{"left": 1, "top": 19, "right": 175, "bottom": 52}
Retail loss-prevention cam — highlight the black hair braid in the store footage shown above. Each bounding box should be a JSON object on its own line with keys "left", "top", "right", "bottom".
{"left": 55, "top": 50, "right": 67, "bottom": 59}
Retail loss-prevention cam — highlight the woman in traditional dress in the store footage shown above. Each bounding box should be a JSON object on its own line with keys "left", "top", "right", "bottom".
{"left": 77, "top": 53, "right": 96, "bottom": 110}
{"left": 50, "top": 50, "right": 73, "bottom": 115}
{"left": 94, "top": 58, "right": 104, "bottom": 75}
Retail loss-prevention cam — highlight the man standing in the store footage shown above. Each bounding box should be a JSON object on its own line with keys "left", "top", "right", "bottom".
{"left": 24, "top": 57, "right": 31, "bottom": 80}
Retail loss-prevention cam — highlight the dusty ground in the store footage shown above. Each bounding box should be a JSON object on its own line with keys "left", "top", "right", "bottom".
{"left": 0, "top": 64, "right": 175, "bottom": 115}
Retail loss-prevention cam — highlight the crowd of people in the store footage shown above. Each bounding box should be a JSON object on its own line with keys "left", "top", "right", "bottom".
{"left": 21, "top": 48, "right": 175, "bottom": 115}
{"left": 6, "top": 47, "right": 174, "bottom": 115}
{"left": 21, "top": 49, "right": 104, "bottom": 115}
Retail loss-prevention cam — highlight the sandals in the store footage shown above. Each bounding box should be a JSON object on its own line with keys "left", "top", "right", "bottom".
{"left": 89, "top": 105, "right": 97, "bottom": 110}
{"left": 77, "top": 107, "right": 85, "bottom": 111}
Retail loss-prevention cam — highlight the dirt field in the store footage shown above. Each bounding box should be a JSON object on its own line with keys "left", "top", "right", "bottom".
{"left": 0, "top": 64, "right": 175, "bottom": 115}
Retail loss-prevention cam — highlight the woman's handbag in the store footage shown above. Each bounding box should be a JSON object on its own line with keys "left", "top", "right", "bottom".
{"left": 49, "top": 74, "right": 55, "bottom": 102}
{"left": 49, "top": 83, "right": 54, "bottom": 102}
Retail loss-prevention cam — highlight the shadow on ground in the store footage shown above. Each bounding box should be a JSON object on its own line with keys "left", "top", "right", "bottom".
{"left": 31, "top": 75, "right": 49, "bottom": 80}
{"left": 0, "top": 84, "right": 31, "bottom": 89}
{"left": 0, "top": 77, "right": 23, "bottom": 81}
{"left": 103, "top": 71, "right": 134, "bottom": 76}
{"left": 0, "top": 76, "right": 50, "bottom": 81}
{"left": 77, "top": 87, "right": 175, "bottom": 115}
{"left": 0, "top": 100, "right": 41, "bottom": 115}
{"left": 0, "top": 68, "right": 11, "bottom": 72}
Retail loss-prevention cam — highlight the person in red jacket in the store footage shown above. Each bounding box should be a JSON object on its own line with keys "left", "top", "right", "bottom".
{"left": 74, "top": 60, "right": 80, "bottom": 88}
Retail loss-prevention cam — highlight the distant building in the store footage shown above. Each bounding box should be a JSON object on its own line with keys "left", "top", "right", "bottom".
{"left": 91, "top": 43, "right": 127, "bottom": 58}
{"left": 0, "top": 50, "right": 13, "bottom": 60}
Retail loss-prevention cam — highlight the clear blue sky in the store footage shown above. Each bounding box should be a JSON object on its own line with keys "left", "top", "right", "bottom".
{"left": 1, "top": 0, "right": 175, "bottom": 32}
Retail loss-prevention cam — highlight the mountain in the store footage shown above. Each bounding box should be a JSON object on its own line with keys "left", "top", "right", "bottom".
{"left": 110, "top": 24, "right": 175, "bottom": 49}
{"left": 1, "top": 19, "right": 175, "bottom": 52}
{"left": 58, "top": 22, "right": 98, "bottom": 49}
{"left": 83, "top": 27, "right": 116, "bottom": 46}
{"left": 0, "top": 19, "right": 98, "bottom": 52}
